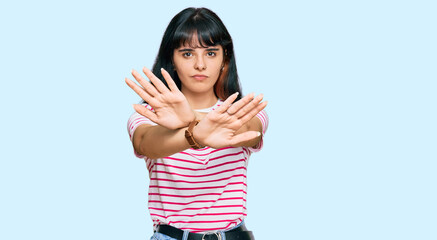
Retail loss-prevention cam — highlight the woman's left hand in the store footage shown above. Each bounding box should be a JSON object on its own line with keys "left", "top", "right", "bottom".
{"left": 193, "top": 92, "right": 267, "bottom": 149}
{"left": 125, "top": 67, "right": 195, "bottom": 130}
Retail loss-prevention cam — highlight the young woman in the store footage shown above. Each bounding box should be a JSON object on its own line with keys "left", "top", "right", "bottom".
{"left": 125, "top": 7, "right": 268, "bottom": 240}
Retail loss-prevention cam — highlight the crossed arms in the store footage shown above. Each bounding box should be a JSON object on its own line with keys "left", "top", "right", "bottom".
{"left": 125, "top": 67, "right": 267, "bottom": 159}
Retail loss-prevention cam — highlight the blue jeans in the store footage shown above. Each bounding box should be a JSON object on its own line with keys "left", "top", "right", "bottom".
{"left": 150, "top": 232, "right": 178, "bottom": 240}
{"left": 150, "top": 221, "right": 246, "bottom": 240}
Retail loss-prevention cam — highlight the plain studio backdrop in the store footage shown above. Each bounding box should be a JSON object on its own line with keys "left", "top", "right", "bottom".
{"left": 0, "top": 0, "right": 436, "bottom": 239}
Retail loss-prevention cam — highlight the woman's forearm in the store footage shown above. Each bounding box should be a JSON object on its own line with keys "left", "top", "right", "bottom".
{"left": 133, "top": 124, "right": 190, "bottom": 159}
{"left": 133, "top": 116, "right": 261, "bottom": 159}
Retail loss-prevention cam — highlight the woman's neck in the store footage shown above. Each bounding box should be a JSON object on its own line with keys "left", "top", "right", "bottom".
{"left": 183, "top": 90, "right": 218, "bottom": 110}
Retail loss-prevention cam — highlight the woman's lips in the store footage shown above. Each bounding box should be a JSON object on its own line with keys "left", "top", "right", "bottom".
{"left": 192, "top": 75, "right": 208, "bottom": 80}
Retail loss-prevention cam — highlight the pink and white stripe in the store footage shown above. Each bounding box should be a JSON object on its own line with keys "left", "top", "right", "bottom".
{"left": 127, "top": 101, "right": 268, "bottom": 233}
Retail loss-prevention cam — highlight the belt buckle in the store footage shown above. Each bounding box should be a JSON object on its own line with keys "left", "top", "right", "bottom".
{"left": 201, "top": 231, "right": 221, "bottom": 240}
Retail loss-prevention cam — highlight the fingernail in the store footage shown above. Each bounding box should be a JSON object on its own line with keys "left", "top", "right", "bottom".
{"left": 257, "top": 132, "right": 262, "bottom": 137}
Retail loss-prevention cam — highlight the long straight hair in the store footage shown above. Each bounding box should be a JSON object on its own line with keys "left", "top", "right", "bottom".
{"left": 150, "top": 7, "right": 242, "bottom": 101}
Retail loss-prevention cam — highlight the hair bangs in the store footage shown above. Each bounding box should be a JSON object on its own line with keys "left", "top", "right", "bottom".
{"left": 172, "top": 15, "right": 224, "bottom": 49}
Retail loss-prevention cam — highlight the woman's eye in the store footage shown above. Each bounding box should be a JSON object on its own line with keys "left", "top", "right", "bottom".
{"left": 183, "top": 52, "right": 192, "bottom": 57}
{"left": 207, "top": 52, "right": 216, "bottom": 57}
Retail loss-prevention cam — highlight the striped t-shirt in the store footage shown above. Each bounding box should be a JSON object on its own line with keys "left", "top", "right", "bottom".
{"left": 127, "top": 100, "right": 268, "bottom": 233}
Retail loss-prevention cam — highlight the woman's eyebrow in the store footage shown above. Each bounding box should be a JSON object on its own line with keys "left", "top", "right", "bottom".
{"left": 178, "top": 47, "right": 220, "bottom": 52}
{"left": 178, "top": 48, "right": 194, "bottom": 52}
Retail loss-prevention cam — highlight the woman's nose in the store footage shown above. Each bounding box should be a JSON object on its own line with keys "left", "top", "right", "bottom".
{"left": 194, "top": 56, "right": 206, "bottom": 70}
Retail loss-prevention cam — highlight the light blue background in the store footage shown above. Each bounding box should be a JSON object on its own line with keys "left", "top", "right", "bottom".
{"left": 1, "top": 0, "right": 436, "bottom": 239}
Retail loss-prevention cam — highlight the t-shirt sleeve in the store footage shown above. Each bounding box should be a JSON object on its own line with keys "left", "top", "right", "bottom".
{"left": 248, "top": 110, "right": 269, "bottom": 153}
{"left": 126, "top": 104, "right": 157, "bottom": 158}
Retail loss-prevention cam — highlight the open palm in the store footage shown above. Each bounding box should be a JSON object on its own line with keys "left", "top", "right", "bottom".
{"left": 194, "top": 92, "right": 267, "bottom": 148}
{"left": 125, "top": 67, "right": 195, "bottom": 129}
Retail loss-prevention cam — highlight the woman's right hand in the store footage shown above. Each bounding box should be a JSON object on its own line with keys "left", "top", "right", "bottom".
{"left": 125, "top": 67, "right": 195, "bottom": 130}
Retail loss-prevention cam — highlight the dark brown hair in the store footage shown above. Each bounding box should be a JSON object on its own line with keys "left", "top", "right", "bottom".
{"left": 150, "top": 7, "right": 242, "bottom": 101}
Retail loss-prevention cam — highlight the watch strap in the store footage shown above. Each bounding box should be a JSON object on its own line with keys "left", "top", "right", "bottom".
{"left": 184, "top": 120, "right": 203, "bottom": 149}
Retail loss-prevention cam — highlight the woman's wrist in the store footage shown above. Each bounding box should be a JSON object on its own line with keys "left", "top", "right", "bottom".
{"left": 192, "top": 111, "right": 204, "bottom": 122}
{"left": 179, "top": 110, "right": 197, "bottom": 129}
{"left": 192, "top": 124, "right": 206, "bottom": 147}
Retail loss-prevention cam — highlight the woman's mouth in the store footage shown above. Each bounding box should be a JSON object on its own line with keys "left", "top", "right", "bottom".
{"left": 192, "top": 74, "right": 208, "bottom": 80}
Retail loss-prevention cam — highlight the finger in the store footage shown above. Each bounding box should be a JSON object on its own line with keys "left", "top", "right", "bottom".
{"left": 131, "top": 69, "right": 160, "bottom": 97}
{"left": 227, "top": 93, "right": 255, "bottom": 115}
{"left": 125, "top": 77, "right": 155, "bottom": 104}
{"left": 217, "top": 92, "right": 239, "bottom": 114}
{"left": 143, "top": 67, "right": 169, "bottom": 93}
{"left": 238, "top": 101, "right": 268, "bottom": 124}
{"left": 161, "top": 68, "right": 179, "bottom": 92}
{"left": 133, "top": 104, "right": 159, "bottom": 123}
{"left": 233, "top": 94, "right": 264, "bottom": 119}
{"left": 229, "top": 131, "right": 262, "bottom": 146}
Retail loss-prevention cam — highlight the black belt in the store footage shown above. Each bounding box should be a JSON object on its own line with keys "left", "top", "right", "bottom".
{"left": 155, "top": 223, "right": 254, "bottom": 240}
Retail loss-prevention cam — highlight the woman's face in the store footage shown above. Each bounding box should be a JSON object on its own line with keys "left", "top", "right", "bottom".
{"left": 173, "top": 39, "right": 224, "bottom": 97}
